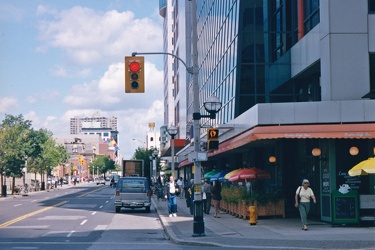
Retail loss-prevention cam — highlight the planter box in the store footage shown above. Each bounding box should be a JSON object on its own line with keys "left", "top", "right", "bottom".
{"left": 251, "top": 199, "right": 285, "bottom": 218}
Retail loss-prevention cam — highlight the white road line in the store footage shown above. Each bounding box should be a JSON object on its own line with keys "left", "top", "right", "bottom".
{"left": 80, "top": 219, "right": 87, "bottom": 225}
{"left": 99, "top": 205, "right": 103, "bottom": 209}
{"left": 67, "top": 230, "right": 75, "bottom": 237}
{"left": 105, "top": 200, "right": 109, "bottom": 203}
{"left": 92, "top": 211, "right": 97, "bottom": 215}
{"left": 31, "top": 200, "right": 37, "bottom": 202}
{"left": 14, "top": 204, "right": 21, "bottom": 207}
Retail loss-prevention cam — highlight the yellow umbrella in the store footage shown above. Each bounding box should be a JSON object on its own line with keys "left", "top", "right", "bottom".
{"left": 348, "top": 158, "right": 375, "bottom": 176}
{"left": 224, "top": 169, "right": 241, "bottom": 180}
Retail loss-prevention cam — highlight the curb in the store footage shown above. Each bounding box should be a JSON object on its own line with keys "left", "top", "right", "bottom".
{"left": 151, "top": 198, "right": 225, "bottom": 248}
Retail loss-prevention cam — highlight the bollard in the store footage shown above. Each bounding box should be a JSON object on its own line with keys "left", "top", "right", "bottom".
{"left": 249, "top": 206, "right": 257, "bottom": 225}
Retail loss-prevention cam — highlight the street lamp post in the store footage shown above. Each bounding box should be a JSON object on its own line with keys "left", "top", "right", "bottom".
{"left": 167, "top": 126, "right": 178, "bottom": 177}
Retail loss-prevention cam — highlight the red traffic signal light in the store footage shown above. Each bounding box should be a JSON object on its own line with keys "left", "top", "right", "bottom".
{"left": 125, "top": 56, "right": 145, "bottom": 93}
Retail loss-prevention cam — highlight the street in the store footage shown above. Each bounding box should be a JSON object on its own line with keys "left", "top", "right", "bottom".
{"left": 0, "top": 183, "right": 211, "bottom": 250}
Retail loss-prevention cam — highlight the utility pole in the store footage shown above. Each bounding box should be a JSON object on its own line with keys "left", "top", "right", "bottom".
{"left": 190, "top": 0, "right": 205, "bottom": 237}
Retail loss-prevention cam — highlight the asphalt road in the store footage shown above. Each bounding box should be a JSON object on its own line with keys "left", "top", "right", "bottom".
{"left": 0, "top": 183, "right": 212, "bottom": 250}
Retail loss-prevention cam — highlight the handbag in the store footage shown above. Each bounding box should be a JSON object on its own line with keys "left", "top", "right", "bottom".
{"left": 202, "top": 192, "right": 207, "bottom": 200}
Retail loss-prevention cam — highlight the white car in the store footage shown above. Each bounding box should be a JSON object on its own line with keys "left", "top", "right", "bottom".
{"left": 96, "top": 177, "right": 106, "bottom": 185}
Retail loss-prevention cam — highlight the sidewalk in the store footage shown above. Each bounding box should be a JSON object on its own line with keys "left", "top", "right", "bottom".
{"left": 152, "top": 196, "right": 375, "bottom": 249}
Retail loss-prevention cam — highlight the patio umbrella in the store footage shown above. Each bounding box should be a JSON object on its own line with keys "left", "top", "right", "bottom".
{"left": 203, "top": 170, "right": 220, "bottom": 179}
{"left": 224, "top": 169, "right": 241, "bottom": 180}
{"left": 348, "top": 158, "right": 375, "bottom": 176}
{"left": 229, "top": 167, "right": 271, "bottom": 182}
{"left": 210, "top": 170, "right": 229, "bottom": 181}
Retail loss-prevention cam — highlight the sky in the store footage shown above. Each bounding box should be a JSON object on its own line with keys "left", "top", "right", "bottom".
{"left": 0, "top": 0, "right": 165, "bottom": 160}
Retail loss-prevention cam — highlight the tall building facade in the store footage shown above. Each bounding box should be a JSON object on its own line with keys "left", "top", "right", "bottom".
{"left": 161, "top": 0, "right": 375, "bottom": 223}
{"left": 70, "top": 111, "right": 118, "bottom": 136}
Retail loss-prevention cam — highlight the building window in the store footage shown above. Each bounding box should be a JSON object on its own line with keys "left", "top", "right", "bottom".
{"left": 370, "top": 0, "right": 375, "bottom": 13}
{"left": 370, "top": 54, "right": 375, "bottom": 91}
{"left": 303, "top": 0, "right": 319, "bottom": 34}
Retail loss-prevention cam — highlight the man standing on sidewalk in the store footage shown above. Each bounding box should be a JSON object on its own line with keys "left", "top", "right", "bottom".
{"left": 201, "top": 179, "right": 212, "bottom": 214}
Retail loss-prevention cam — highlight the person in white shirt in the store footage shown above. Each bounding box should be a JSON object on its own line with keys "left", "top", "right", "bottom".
{"left": 295, "top": 179, "right": 316, "bottom": 231}
{"left": 164, "top": 176, "right": 179, "bottom": 217}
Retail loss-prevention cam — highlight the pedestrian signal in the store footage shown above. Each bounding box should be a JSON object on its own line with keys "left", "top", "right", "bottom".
{"left": 207, "top": 128, "right": 219, "bottom": 150}
{"left": 125, "top": 56, "right": 145, "bottom": 93}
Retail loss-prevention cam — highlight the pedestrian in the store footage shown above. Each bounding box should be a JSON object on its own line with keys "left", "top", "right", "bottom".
{"left": 60, "top": 177, "right": 63, "bottom": 187}
{"left": 177, "top": 177, "right": 184, "bottom": 198}
{"left": 201, "top": 179, "right": 212, "bottom": 214}
{"left": 164, "top": 176, "right": 179, "bottom": 217}
{"left": 186, "top": 179, "right": 194, "bottom": 215}
{"left": 295, "top": 179, "right": 316, "bottom": 231}
{"left": 211, "top": 180, "right": 222, "bottom": 218}
{"left": 54, "top": 178, "right": 58, "bottom": 188}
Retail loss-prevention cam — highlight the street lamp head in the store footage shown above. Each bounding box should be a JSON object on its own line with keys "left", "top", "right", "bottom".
{"left": 167, "top": 126, "right": 178, "bottom": 137}
{"left": 204, "top": 96, "right": 222, "bottom": 114}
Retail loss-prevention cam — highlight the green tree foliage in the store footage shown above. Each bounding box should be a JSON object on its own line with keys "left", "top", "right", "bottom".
{"left": 0, "top": 115, "right": 70, "bottom": 193}
{"left": 89, "top": 156, "right": 116, "bottom": 177}
{"left": 0, "top": 114, "right": 32, "bottom": 193}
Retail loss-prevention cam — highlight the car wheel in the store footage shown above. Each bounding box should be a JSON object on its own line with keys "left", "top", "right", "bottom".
{"left": 145, "top": 206, "right": 151, "bottom": 213}
{"left": 115, "top": 207, "right": 121, "bottom": 213}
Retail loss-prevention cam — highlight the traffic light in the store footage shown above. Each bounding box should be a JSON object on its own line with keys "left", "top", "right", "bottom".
{"left": 78, "top": 155, "right": 84, "bottom": 165}
{"left": 207, "top": 128, "right": 219, "bottom": 150}
{"left": 125, "top": 56, "right": 145, "bottom": 93}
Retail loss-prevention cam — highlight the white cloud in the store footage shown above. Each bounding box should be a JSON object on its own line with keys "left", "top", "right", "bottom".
{"left": 37, "top": 6, "right": 162, "bottom": 65}
{"left": 0, "top": 97, "right": 18, "bottom": 113}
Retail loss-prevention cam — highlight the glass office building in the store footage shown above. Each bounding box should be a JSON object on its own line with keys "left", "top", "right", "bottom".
{"left": 167, "top": 0, "right": 375, "bottom": 222}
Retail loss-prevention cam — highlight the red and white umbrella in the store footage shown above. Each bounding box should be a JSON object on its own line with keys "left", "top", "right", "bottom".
{"left": 229, "top": 167, "right": 271, "bottom": 182}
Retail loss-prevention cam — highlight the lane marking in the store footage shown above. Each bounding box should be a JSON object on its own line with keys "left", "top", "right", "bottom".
{"left": 31, "top": 200, "right": 37, "bottom": 202}
{"left": 99, "top": 205, "right": 103, "bottom": 209}
{"left": 14, "top": 204, "right": 21, "bottom": 207}
{"left": 77, "top": 186, "right": 107, "bottom": 198}
{"left": 105, "top": 200, "right": 109, "bottom": 203}
{"left": 0, "top": 200, "right": 69, "bottom": 229}
{"left": 91, "top": 211, "right": 97, "bottom": 215}
{"left": 67, "top": 230, "right": 75, "bottom": 237}
{"left": 80, "top": 220, "right": 87, "bottom": 226}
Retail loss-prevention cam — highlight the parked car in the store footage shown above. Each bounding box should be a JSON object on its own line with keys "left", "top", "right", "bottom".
{"left": 96, "top": 177, "right": 106, "bottom": 185}
{"left": 114, "top": 177, "right": 152, "bottom": 213}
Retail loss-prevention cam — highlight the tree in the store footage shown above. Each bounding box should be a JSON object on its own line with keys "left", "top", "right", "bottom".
{"left": 89, "top": 156, "right": 116, "bottom": 177}
{"left": 0, "top": 114, "right": 32, "bottom": 194}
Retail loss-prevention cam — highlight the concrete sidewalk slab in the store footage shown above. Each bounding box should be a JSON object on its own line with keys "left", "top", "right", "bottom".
{"left": 152, "top": 196, "right": 375, "bottom": 249}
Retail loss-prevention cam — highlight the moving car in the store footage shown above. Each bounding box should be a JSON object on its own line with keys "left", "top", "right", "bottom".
{"left": 114, "top": 177, "right": 151, "bottom": 213}
{"left": 96, "top": 177, "right": 106, "bottom": 185}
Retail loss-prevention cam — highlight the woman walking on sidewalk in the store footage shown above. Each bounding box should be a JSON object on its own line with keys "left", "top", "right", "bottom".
{"left": 211, "top": 180, "right": 222, "bottom": 218}
{"left": 295, "top": 179, "right": 316, "bottom": 231}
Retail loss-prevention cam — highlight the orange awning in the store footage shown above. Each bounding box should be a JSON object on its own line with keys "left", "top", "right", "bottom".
{"left": 178, "top": 159, "right": 192, "bottom": 168}
{"left": 160, "top": 139, "right": 186, "bottom": 157}
{"left": 209, "top": 123, "right": 375, "bottom": 157}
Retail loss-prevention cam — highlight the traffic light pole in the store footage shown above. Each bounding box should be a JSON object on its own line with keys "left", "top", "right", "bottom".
{"left": 131, "top": 0, "right": 205, "bottom": 237}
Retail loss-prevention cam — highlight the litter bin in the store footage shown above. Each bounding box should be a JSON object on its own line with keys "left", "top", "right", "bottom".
{"left": 193, "top": 200, "right": 205, "bottom": 236}
{"left": 2, "top": 185, "right": 7, "bottom": 197}
{"left": 249, "top": 206, "right": 257, "bottom": 225}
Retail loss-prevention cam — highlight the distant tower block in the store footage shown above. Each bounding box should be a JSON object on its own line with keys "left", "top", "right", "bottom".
{"left": 149, "top": 122, "right": 155, "bottom": 131}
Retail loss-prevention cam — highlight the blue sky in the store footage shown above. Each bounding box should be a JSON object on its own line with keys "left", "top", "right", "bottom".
{"left": 0, "top": 0, "right": 165, "bottom": 160}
